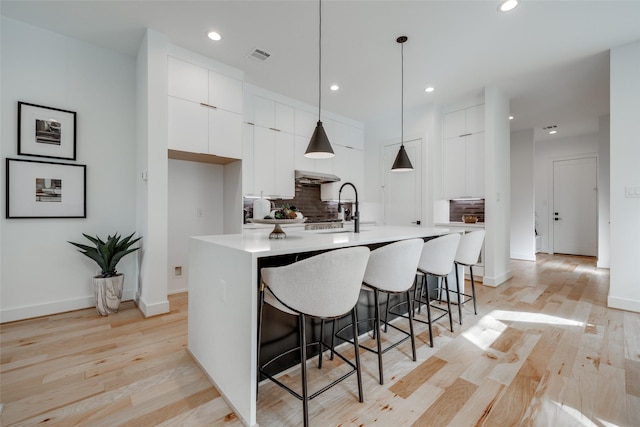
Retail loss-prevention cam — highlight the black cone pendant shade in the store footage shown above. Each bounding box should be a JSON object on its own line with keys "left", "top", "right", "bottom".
{"left": 305, "top": 0, "right": 335, "bottom": 159}
{"left": 391, "top": 144, "right": 413, "bottom": 171}
{"left": 391, "top": 35, "right": 413, "bottom": 172}
{"left": 306, "top": 120, "right": 334, "bottom": 158}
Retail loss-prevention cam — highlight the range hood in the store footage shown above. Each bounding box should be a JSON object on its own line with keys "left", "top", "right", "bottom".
{"left": 295, "top": 170, "right": 341, "bottom": 184}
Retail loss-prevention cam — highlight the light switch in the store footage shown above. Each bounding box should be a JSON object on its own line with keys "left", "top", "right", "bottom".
{"left": 625, "top": 186, "right": 640, "bottom": 198}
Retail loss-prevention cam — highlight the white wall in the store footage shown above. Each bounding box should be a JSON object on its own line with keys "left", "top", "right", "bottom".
{"left": 1, "top": 17, "right": 137, "bottom": 322}
{"left": 510, "top": 129, "right": 535, "bottom": 261}
{"left": 534, "top": 132, "right": 599, "bottom": 254}
{"left": 168, "top": 159, "right": 224, "bottom": 293}
{"left": 609, "top": 40, "right": 640, "bottom": 313}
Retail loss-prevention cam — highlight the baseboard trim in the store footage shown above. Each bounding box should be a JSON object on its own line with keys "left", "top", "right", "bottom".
{"left": 510, "top": 253, "right": 536, "bottom": 261}
{"left": 136, "top": 295, "right": 170, "bottom": 317}
{"left": 482, "top": 270, "right": 513, "bottom": 287}
{"left": 1, "top": 289, "right": 136, "bottom": 323}
{"left": 608, "top": 296, "right": 640, "bottom": 314}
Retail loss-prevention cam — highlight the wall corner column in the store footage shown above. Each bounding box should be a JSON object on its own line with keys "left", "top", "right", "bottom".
{"left": 135, "top": 29, "right": 170, "bottom": 316}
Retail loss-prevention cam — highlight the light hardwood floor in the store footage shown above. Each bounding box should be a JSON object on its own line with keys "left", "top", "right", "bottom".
{"left": 1, "top": 254, "right": 639, "bottom": 426}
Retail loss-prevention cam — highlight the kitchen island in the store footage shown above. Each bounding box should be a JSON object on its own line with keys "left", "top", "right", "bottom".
{"left": 188, "top": 226, "right": 454, "bottom": 426}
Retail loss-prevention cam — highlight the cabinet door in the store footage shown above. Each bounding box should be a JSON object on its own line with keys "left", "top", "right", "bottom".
{"left": 465, "top": 132, "right": 484, "bottom": 197}
{"left": 442, "top": 137, "right": 466, "bottom": 198}
{"left": 295, "top": 109, "right": 317, "bottom": 139}
{"left": 274, "top": 132, "right": 295, "bottom": 198}
{"left": 253, "top": 96, "right": 274, "bottom": 129}
{"left": 443, "top": 109, "right": 466, "bottom": 139}
{"left": 167, "top": 57, "right": 208, "bottom": 103}
{"left": 321, "top": 144, "right": 348, "bottom": 201}
{"left": 294, "top": 135, "right": 316, "bottom": 171}
{"left": 209, "top": 109, "right": 242, "bottom": 159}
{"left": 208, "top": 70, "right": 242, "bottom": 114}
{"left": 242, "top": 123, "right": 255, "bottom": 196}
{"left": 465, "top": 104, "right": 485, "bottom": 134}
{"left": 168, "top": 96, "right": 208, "bottom": 153}
{"left": 253, "top": 126, "right": 276, "bottom": 196}
{"left": 275, "top": 103, "right": 295, "bottom": 134}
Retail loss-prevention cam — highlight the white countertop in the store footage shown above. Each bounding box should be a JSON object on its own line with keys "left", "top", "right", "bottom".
{"left": 192, "top": 226, "right": 453, "bottom": 258}
{"left": 435, "top": 222, "right": 485, "bottom": 229}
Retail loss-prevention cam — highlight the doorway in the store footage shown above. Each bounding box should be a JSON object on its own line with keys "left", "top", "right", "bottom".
{"left": 382, "top": 139, "right": 422, "bottom": 226}
{"left": 552, "top": 157, "right": 597, "bottom": 256}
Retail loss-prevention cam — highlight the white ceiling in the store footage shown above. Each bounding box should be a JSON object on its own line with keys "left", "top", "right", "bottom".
{"left": 3, "top": 1, "right": 640, "bottom": 140}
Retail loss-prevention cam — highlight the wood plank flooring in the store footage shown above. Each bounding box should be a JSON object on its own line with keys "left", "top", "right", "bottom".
{"left": 2, "top": 254, "right": 639, "bottom": 426}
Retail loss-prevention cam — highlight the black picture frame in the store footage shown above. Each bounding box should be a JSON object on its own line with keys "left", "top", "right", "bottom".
{"left": 18, "top": 102, "right": 77, "bottom": 160}
{"left": 6, "top": 158, "right": 86, "bottom": 219}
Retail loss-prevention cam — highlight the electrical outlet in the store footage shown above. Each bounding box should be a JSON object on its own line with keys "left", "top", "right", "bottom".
{"left": 174, "top": 266, "right": 183, "bottom": 277}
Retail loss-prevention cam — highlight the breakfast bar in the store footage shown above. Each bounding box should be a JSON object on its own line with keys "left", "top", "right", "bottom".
{"left": 187, "top": 226, "right": 453, "bottom": 426}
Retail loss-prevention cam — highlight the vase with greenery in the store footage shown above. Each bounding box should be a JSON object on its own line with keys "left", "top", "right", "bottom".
{"left": 69, "top": 232, "right": 141, "bottom": 316}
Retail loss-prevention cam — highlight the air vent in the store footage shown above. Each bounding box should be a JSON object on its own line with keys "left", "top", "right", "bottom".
{"left": 247, "top": 48, "right": 271, "bottom": 62}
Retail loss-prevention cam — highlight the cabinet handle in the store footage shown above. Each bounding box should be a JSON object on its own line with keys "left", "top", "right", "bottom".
{"left": 460, "top": 133, "right": 472, "bottom": 137}
{"left": 269, "top": 127, "right": 281, "bottom": 132}
{"left": 200, "top": 102, "right": 217, "bottom": 109}
{"left": 245, "top": 122, "right": 255, "bottom": 126}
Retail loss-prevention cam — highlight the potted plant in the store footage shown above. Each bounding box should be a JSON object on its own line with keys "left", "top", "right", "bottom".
{"left": 69, "top": 232, "right": 141, "bottom": 316}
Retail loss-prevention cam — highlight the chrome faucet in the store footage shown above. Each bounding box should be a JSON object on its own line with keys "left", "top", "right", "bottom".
{"left": 338, "top": 182, "right": 359, "bottom": 233}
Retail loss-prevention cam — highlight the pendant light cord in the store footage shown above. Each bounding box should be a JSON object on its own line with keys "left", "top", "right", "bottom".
{"left": 318, "top": 0, "right": 322, "bottom": 121}
{"left": 401, "top": 39, "right": 404, "bottom": 146}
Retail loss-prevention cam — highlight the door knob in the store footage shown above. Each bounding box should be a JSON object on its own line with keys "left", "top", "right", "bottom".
{"left": 411, "top": 220, "right": 421, "bottom": 225}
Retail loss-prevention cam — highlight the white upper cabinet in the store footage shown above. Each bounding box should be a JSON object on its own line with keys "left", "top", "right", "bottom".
{"left": 443, "top": 109, "right": 466, "bottom": 139}
{"left": 168, "top": 57, "right": 208, "bottom": 103}
{"left": 253, "top": 95, "right": 294, "bottom": 134}
{"left": 167, "top": 56, "right": 242, "bottom": 159}
{"left": 209, "top": 71, "right": 242, "bottom": 114}
{"left": 321, "top": 144, "right": 364, "bottom": 202}
{"left": 442, "top": 104, "right": 485, "bottom": 199}
{"left": 294, "top": 109, "right": 317, "bottom": 139}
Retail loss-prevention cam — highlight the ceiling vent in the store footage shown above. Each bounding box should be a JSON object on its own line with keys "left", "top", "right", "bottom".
{"left": 247, "top": 48, "right": 271, "bottom": 62}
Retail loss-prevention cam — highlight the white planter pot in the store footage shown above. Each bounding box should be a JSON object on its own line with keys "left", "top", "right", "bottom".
{"left": 93, "top": 274, "right": 124, "bottom": 316}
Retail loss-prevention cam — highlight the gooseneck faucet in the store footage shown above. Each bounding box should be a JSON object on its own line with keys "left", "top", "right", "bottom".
{"left": 338, "top": 182, "right": 359, "bottom": 233}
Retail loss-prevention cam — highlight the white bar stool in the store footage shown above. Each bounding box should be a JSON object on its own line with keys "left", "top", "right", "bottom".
{"left": 336, "top": 238, "right": 423, "bottom": 385}
{"left": 453, "top": 229, "right": 486, "bottom": 324}
{"left": 414, "top": 233, "right": 461, "bottom": 347}
{"left": 257, "top": 246, "right": 370, "bottom": 427}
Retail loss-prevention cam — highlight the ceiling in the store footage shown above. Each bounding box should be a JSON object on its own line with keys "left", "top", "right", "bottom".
{"left": 3, "top": 1, "right": 640, "bottom": 141}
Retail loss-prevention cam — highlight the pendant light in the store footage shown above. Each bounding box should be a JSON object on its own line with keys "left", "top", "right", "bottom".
{"left": 391, "top": 36, "right": 414, "bottom": 171}
{"left": 305, "top": 0, "right": 334, "bottom": 159}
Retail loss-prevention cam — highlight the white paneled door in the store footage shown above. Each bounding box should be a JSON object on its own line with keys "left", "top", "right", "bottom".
{"left": 553, "top": 157, "right": 597, "bottom": 256}
{"left": 383, "top": 139, "right": 422, "bottom": 226}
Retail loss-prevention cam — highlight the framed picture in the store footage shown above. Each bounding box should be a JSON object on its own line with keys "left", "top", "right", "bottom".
{"left": 18, "top": 102, "right": 77, "bottom": 160}
{"left": 6, "top": 158, "right": 86, "bottom": 219}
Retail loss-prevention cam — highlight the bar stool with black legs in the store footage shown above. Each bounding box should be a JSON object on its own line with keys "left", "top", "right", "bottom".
{"left": 257, "top": 246, "right": 370, "bottom": 427}
{"left": 335, "top": 238, "right": 423, "bottom": 385}
{"left": 452, "top": 229, "right": 485, "bottom": 325}
{"left": 413, "top": 233, "right": 461, "bottom": 347}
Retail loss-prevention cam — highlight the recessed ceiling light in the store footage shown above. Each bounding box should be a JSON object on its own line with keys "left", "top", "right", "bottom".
{"left": 509, "top": 116, "right": 514, "bottom": 120}
{"left": 207, "top": 31, "right": 221, "bottom": 41}
{"left": 330, "top": 84, "right": 339, "bottom": 91}
{"left": 498, "top": 0, "right": 518, "bottom": 12}
{"left": 425, "top": 86, "right": 435, "bottom": 93}
{"left": 549, "top": 130, "right": 557, "bottom": 135}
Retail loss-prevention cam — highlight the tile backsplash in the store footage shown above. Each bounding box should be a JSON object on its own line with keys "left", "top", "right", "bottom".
{"left": 449, "top": 199, "right": 485, "bottom": 223}
{"left": 244, "top": 183, "right": 351, "bottom": 222}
